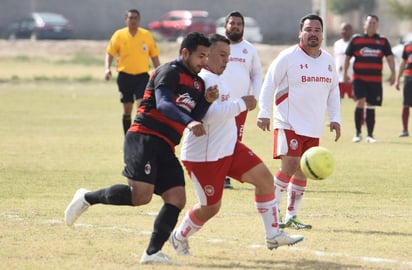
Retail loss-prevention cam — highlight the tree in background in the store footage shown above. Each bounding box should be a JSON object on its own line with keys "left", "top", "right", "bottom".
{"left": 387, "top": 0, "right": 412, "bottom": 20}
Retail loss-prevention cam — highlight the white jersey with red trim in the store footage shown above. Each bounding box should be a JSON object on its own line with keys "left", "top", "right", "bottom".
{"left": 258, "top": 44, "right": 340, "bottom": 138}
{"left": 181, "top": 69, "right": 247, "bottom": 162}
{"left": 221, "top": 39, "right": 263, "bottom": 100}
{"left": 333, "top": 38, "right": 353, "bottom": 82}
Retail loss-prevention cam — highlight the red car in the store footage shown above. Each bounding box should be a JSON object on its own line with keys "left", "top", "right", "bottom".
{"left": 148, "top": 10, "right": 216, "bottom": 42}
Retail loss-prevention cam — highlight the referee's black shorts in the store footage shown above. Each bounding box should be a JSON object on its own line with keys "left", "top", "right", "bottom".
{"left": 117, "top": 72, "right": 149, "bottom": 103}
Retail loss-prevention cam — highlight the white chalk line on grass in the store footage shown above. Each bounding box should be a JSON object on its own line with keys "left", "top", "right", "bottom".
{"left": 2, "top": 211, "right": 412, "bottom": 268}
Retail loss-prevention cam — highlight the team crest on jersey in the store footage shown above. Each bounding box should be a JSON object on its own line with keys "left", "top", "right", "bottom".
{"left": 289, "top": 139, "right": 298, "bottom": 150}
{"left": 328, "top": 64, "right": 332, "bottom": 72}
{"left": 142, "top": 44, "right": 148, "bottom": 52}
{"left": 242, "top": 48, "right": 248, "bottom": 54}
{"left": 193, "top": 80, "right": 200, "bottom": 90}
{"left": 300, "top": 64, "right": 308, "bottom": 69}
{"left": 144, "top": 161, "right": 151, "bottom": 175}
{"left": 204, "top": 185, "right": 215, "bottom": 196}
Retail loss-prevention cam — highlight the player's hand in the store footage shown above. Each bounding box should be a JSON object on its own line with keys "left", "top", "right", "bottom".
{"left": 105, "top": 69, "right": 112, "bottom": 81}
{"left": 187, "top": 121, "right": 206, "bottom": 137}
{"left": 330, "top": 122, "right": 341, "bottom": 142}
{"left": 395, "top": 81, "right": 400, "bottom": 91}
{"left": 257, "top": 118, "right": 271, "bottom": 131}
{"left": 388, "top": 73, "right": 395, "bottom": 86}
{"left": 241, "top": 95, "right": 257, "bottom": 111}
{"left": 205, "top": 85, "right": 219, "bottom": 103}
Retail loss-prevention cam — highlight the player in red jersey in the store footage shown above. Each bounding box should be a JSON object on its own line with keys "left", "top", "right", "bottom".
{"left": 343, "top": 14, "right": 396, "bottom": 143}
{"left": 395, "top": 42, "right": 412, "bottom": 137}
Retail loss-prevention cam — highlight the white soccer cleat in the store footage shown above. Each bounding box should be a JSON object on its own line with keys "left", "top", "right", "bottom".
{"left": 266, "top": 231, "right": 304, "bottom": 250}
{"left": 169, "top": 230, "right": 191, "bottom": 256}
{"left": 365, "top": 136, "right": 377, "bottom": 143}
{"left": 64, "top": 188, "right": 90, "bottom": 226}
{"left": 140, "top": 250, "right": 181, "bottom": 265}
{"left": 352, "top": 134, "right": 362, "bottom": 143}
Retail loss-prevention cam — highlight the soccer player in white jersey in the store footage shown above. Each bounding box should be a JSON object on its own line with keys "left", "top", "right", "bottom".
{"left": 169, "top": 34, "right": 304, "bottom": 256}
{"left": 333, "top": 22, "right": 354, "bottom": 99}
{"left": 257, "top": 14, "right": 341, "bottom": 230}
{"left": 221, "top": 11, "right": 263, "bottom": 189}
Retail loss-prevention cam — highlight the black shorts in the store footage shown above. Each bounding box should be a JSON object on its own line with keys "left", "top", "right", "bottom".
{"left": 403, "top": 76, "right": 412, "bottom": 107}
{"left": 117, "top": 72, "right": 149, "bottom": 103}
{"left": 122, "top": 132, "right": 185, "bottom": 195}
{"left": 353, "top": 79, "right": 383, "bottom": 106}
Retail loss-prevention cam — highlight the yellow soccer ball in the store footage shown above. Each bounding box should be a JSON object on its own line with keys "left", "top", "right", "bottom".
{"left": 300, "top": 146, "right": 335, "bottom": 180}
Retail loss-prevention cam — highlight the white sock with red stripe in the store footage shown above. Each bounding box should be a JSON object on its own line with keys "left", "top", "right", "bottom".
{"left": 255, "top": 193, "right": 279, "bottom": 239}
{"left": 174, "top": 207, "right": 204, "bottom": 241}
{"left": 274, "top": 169, "right": 290, "bottom": 207}
{"left": 286, "top": 177, "right": 307, "bottom": 221}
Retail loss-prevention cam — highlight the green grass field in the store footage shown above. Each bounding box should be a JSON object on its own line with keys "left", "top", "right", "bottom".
{"left": 0, "top": 41, "right": 411, "bottom": 270}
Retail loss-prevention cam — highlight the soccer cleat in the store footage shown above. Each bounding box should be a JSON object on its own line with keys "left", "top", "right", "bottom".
{"left": 224, "top": 177, "right": 234, "bottom": 189}
{"left": 140, "top": 250, "right": 181, "bottom": 265}
{"left": 284, "top": 216, "right": 312, "bottom": 230}
{"left": 365, "top": 136, "right": 377, "bottom": 143}
{"left": 266, "top": 231, "right": 304, "bottom": 250}
{"left": 169, "top": 230, "right": 191, "bottom": 256}
{"left": 399, "top": 131, "right": 409, "bottom": 137}
{"left": 64, "top": 188, "right": 90, "bottom": 226}
{"left": 352, "top": 134, "right": 362, "bottom": 143}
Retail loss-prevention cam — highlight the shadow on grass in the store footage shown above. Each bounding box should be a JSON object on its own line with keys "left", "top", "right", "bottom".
{"left": 190, "top": 256, "right": 361, "bottom": 269}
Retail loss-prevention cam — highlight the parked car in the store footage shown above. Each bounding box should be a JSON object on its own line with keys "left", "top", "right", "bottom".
{"left": 147, "top": 10, "right": 216, "bottom": 42}
{"left": 216, "top": 16, "right": 263, "bottom": 43}
{"left": 5, "top": 12, "right": 73, "bottom": 40}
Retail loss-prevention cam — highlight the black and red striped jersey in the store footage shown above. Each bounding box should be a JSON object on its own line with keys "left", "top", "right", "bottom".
{"left": 129, "top": 59, "right": 210, "bottom": 149}
{"left": 345, "top": 33, "right": 393, "bottom": 83}
{"left": 402, "top": 43, "right": 412, "bottom": 77}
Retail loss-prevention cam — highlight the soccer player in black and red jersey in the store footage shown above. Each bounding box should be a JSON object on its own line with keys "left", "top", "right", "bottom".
{"left": 64, "top": 32, "right": 219, "bottom": 265}
{"left": 343, "top": 14, "right": 396, "bottom": 143}
{"left": 395, "top": 42, "right": 412, "bottom": 137}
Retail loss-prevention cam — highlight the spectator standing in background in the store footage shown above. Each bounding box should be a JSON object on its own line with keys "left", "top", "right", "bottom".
{"left": 221, "top": 11, "right": 263, "bottom": 189}
{"left": 334, "top": 22, "right": 354, "bottom": 99}
{"left": 395, "top": 41, "right": 412, "bottom": 137}
{"left": 343, "top": 14, "right": 396, "bottom": 143}
{"left": 105, "top": 9, "right": 160, "bottom": 135}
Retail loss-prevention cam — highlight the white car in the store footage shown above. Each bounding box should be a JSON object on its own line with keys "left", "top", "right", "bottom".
{"left": 216, "top": 16, "right": 263, "bottom": 43}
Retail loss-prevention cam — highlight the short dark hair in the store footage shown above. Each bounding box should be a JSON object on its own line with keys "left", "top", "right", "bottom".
{"left": 225, "top": 11, "right": 244, "bottom": 26}
{"left": 208, "top": 33, "right": 230, "bottom": 46}
{"left": 299, "top": 14, "right": 323, "bottom": 31}
{"left": 179, "top": 32, "right": 211, "bottom": 54}
{"left": 366, "top": 14, "right": 379, "bottom": 22}
{"left": 126, "top": 9, "right": 140, "bottom": 18}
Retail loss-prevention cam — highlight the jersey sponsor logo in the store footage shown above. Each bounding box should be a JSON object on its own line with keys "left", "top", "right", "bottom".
{"left": 176, "top": 93, "right": 196, "bottom": 112}
{"left": 144, "top": 161, "right": 151, "bottom": 175}
{"left": 229, "top": 56, "right": 246, "bottom": 63}
{"left": 204, "top": 185, "right": 215, "bottom": 196}
{"left": 360, "top": 47, "right": 381, "bottom": 57}
{"left": 301, "top": 75, "right": 332, "bottom": 83}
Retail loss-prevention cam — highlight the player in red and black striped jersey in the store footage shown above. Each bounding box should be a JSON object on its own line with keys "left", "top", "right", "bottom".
{"left": 343, "top": 14, "right": 396, "bottom": 143}
{"left": 395, "top": 42, "right": 412, "bottom": 137}
{"left": 64, "top": 32, "right": 220, "bottom": 265}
